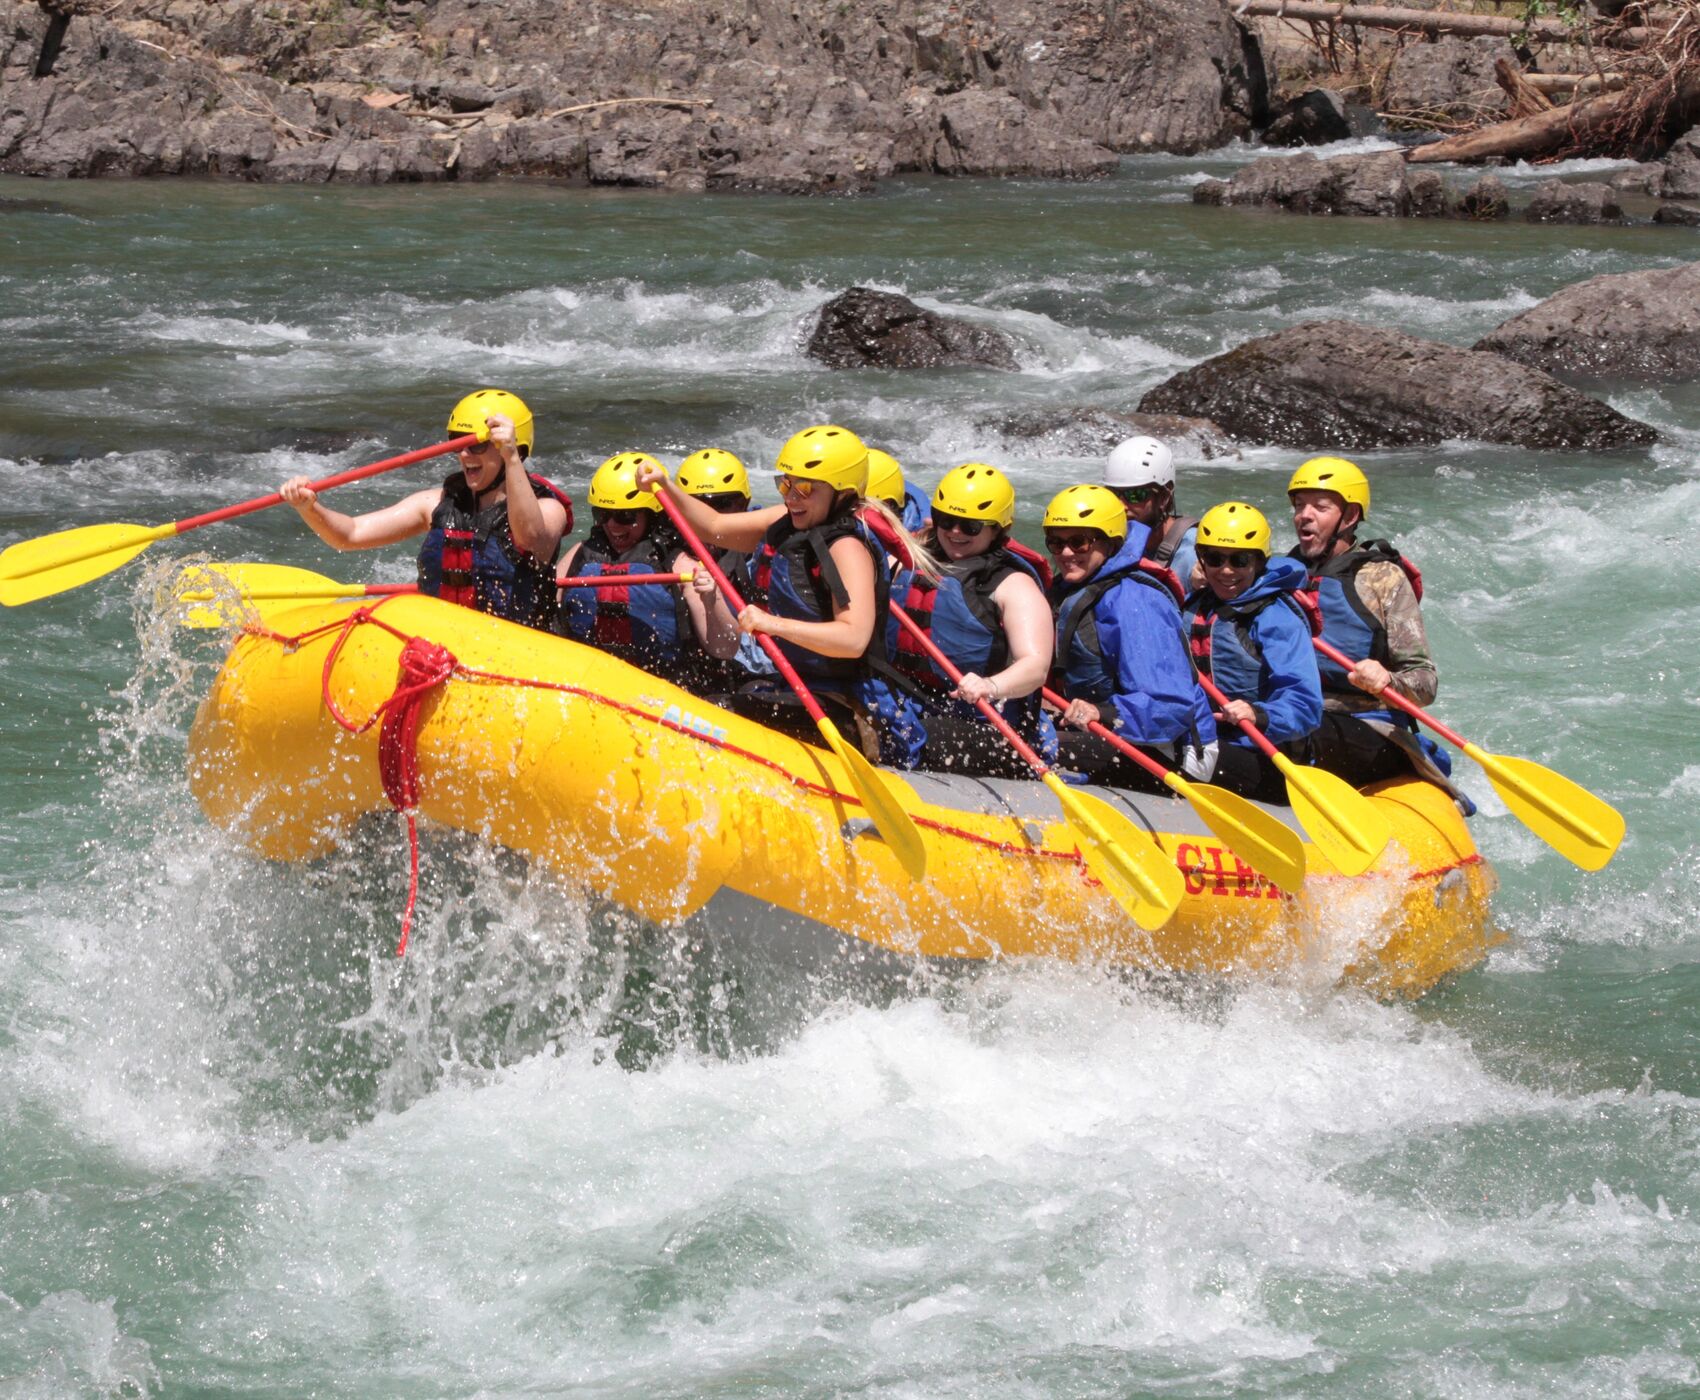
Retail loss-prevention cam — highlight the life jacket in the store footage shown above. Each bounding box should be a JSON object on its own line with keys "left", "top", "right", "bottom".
{"left": 1294, "top": 539, "right": 1421, "bottom": 697}
{"left": 1051, "top": 558, "right": 1186, "bottom": 705}
{"left": 558, "top": 523, "right": 693, "bottom": 667}
{"left": 749, "top": 509, "right": 893, "bottom": 687}
{"left": 893, "top": 547, "right": 1042, "bottom": 688}
{"left": 417, "top": 471, "right": 571, "bottom": 628}
{"left": 1144, "top": 514, "right": 1200, "bottom": 567}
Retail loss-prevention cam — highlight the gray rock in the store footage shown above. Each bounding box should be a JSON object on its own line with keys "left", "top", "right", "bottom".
{"left": 1262, "top": 88, "right": 1383, "bottom": 148}
{"left": 1610, "top": 162, "right": 1664, "bottom": 194}
{"left": 1383, "top": 36, "right": 1514, "bottom": 123}
{"left": 0, "top": 0, "right": 1271, "bottom": 189}
{"left": 1474, "top": 261, "right": 1700, "bottom": 383}
{"left": 806, "top": 288, "right": 1019, "bottom": 372}
{"left": 924, "top": 91, "right": 1118, "bottom": 179}
{"left": 1653, "top": 202, "right": 1700, "bottom": 227}
{"left": 1458, "top": 173, "right": 1509, "bottom": 220}
{"left": 1194, "top": 150, "right": 1451, "bottom": 217}
{"left": 1525, "top": 180, "right": 1625, "bottom": 224}
{"left": 980, "top": 408, "right": 1238, "bottom": 459}
{"left": 1660, "top": 126, "right": 1700, "bottom": 199}
{"left": 1138, "top": 319, "right": 1657, "bottom": 450}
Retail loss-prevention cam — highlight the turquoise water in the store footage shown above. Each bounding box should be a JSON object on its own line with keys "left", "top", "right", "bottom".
{"left": 2, "top": 150, "right": 1698, "bottom": 1396}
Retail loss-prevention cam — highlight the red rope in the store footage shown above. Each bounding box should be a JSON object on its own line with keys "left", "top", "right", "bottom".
{"left": 237, "top": 607, "right": 1478, "bottom": 948}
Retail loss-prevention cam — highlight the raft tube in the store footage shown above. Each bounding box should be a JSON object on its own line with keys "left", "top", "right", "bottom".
{"left": 187, "top": 594, "right": 1500, "bottom": 997}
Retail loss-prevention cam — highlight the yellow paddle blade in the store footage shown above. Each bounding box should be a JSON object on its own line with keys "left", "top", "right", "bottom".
{"left": 1167, "top": 775, "right": 1309, "bottom": 895}
{"left": 1044, "top": 774, "right": 1183, "bottom": 931}
{"left": 1274, "top": 753, "right": 1393, "bottom": 878}
{"left": 170, "top": 562, "right": 357, "bottom": 629}
{"left": 0, "top": 521, "right": 177, "bottom": 606}
{"left": 820, "top": 720, "right": 928, "bottom": 882}
{"left": 1465, "top": 743, "right": 1625, "bottom": 871}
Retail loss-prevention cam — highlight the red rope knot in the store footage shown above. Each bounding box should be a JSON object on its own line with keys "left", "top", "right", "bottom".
{"left": 374, "top": 636, "right": 458, "bottom": 957}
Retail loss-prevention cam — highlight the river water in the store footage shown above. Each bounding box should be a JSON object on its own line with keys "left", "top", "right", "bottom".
{"left": 2, "top": 149, "right": 1698, "bottom": 1396}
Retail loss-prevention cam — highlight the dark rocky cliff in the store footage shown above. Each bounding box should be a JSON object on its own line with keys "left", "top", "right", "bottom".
{"left": 1, "top": 0, "right": 1270, "bottom": 190}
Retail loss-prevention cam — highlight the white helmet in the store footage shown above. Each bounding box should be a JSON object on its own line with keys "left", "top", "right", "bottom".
{"left": 1104, "top": 435, "right": 1175, "bottom": 491}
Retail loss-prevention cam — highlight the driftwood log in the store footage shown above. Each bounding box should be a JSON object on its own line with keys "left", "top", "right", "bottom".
{"left": 1524, "top": 73, "right": 1628, "bottom": 95}
{"left": 1236, "top": 0, "right": 1652, "bottom": 48}
{"left": 1495, "top": 57, "right": 1556, "bottom": 118}
{"left": 1406, "top": 69, "right": 1700, "bottom": 163}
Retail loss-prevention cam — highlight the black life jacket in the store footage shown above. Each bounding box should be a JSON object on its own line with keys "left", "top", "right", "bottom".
{"left": 1144, "top": 514, "right": 1200, "bottom": 567}
{"left": 749, "top": 510, "right": 894, "bottom": 687}
{"left": 1295, "top": 538, "right": 1422, "bottom": 694}
{"left": 893, "top": 547, "right": 1041, "bottom": 690}
{"left": 417, "top": 471, "right": 571, "bottom": 629}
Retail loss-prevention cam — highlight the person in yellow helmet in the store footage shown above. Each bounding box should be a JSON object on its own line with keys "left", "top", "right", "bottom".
{"left": 281, "top": 389, "right": 572, "bottom": 629}
{"left": 634, "top": 426, "right": 935, "bottom": 764}
{"left": 555, "top": 453, "right": 739, "bottom": 677}
{"left": 1287, "top": 456, "right": 1460, "bottom": 797}
{"left": 866, "top": 448, "right": 929, "bottom": 533}
{"left": 1045, "top": 485, "right": 1217, "bottom": 791}
{"left": 1182, "top": 502, "right": 1322, "bottom": 802}
{"left": 888, "top": 463, "right": 1056, "bottom": 777}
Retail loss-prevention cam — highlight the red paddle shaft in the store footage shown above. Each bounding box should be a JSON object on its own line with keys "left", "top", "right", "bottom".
{"left": 651, "top": 491, "right": 828, "bottom": 725}
{"left": 1038, "top": 684, "right": 1178, "bottom": 785}
{"left": 886, "top": 603, "right": 1049, "bottom": 777}
{"left": 1311, "top": 637, "right": 1468, "bottom": 747}
{"left": 174, "top": 436, "right": 479, "bottom": 534}
{"left": 1194, "top": 670, "right": 1280, "bottom": 758}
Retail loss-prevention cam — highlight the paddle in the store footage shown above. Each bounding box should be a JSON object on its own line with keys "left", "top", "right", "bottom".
{"left": 0, "top": 435, "right": 479, "bottom": 607}
{"left": 1194, "top": 670, "right": 1392, "bottom": 877}
{"left": 1038, "top": 684, "right": 1307, "bottom": 895}
{"left": 1313, "top": 637, "right": 1624, "bottom": 870}
{"left": 651, "top": 489, "right": 927, "bottom": 882}
{"left": 887, "top": 603, "right": 1182, "bottom": 927}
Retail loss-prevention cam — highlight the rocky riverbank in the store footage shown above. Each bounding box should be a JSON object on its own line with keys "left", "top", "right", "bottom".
{"left": 0, "top": 0, "right": 1271, "bottom": 191}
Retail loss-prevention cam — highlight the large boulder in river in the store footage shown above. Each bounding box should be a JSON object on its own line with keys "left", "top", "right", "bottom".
{"left": 1262, "top": 88, "right": 1383, "bottom": 147}
{"left": 978, "top": 407, "right": 1239, "bottom": 459}
{"left": 1473, "top": 262, "right": 1700, "bottom": 384}
{"left": 806, "top": 288, "right": 1019, "bottom": 371}
{"left": 1524, "top": 180, "right": 1625, "bottom": 225}
{"left": 1194, "top": 151, "right": 1452, "bottom": 217}
{"left": 1138, "top": 320, "right": 1657, "bottom": 450}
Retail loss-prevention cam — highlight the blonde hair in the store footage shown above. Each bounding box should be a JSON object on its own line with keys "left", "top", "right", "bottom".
{"left": 855, "top": 492, "right": 941, "bottom": 584}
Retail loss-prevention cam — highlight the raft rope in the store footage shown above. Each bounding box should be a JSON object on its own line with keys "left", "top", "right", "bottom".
{"left": 247, "top": 604, "right": 1475, "bottom": 953}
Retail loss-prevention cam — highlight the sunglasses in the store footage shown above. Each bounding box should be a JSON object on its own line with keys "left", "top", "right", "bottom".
{"left": 593, "top": 507, "right": 648, "bottom": 527}
{"left": 693, "top": 492, "right": 749, "bottom": 513}
{"left": 932, "top": 511, "right": 988, "bottom": 538}
{"left": 773, "top": 474, "right": 818, "bottom": 500}
{"left": 1045, "top": 532, "right": 1103, "bottom": 556}
{"left": 1199, "top": 548, "right": 1258, "bottom": 569}
{"left": 1114, "top": 484, "right": 1162, "bottom": 505}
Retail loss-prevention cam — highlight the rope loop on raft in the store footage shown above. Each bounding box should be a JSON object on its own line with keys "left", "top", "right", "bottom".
{"left": 314, "top": 603, "right": 460, "bottom": 956}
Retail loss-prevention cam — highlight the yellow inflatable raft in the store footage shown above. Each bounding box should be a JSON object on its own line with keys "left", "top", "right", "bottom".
{"left": 187, "top": 593, "right": 1499, "bottom": 997}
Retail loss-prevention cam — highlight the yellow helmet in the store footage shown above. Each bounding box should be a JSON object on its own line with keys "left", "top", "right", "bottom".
{"left": 1287, "top": 456, "right": 1369, "bottom": 517}
{"left": 865, "top": 450, "right": 906, "bottom": 509}
{"left": 447, "top": 388, "right": 535, "bottom": 457}
{"left": 676, "top": 448, "right": 750, "bottom": 500}
{"left": 774, "top": 424, "right": 869, "bottom": 496}
{"left": 1197, "top": 501, "right": 1272, "bottom": 556}
{"left": 588, "top": 453, "right": 664, "bottom": 513}
{"left": 1042, "top": 485, "right": 1128, "bottom": 541}
{"left": 933, "top": 462, "right": 1015, "bottom": 528}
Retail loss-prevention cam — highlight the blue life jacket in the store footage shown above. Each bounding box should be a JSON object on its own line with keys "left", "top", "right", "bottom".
{"left": 748, "top": 508, "right": 926, "bottom": 766}
{"left": 558, "top": 524, "right": 692, "bottom": 668}
{"left": 1052, "top": 526, "right": 1215, "bottom": 749}
{"left": 898, "top": 488, "right": 929, "bottom": 535}
{"left": 1183, "top": 556, "right": 1323, "bottom": 747}
{"left": 417, "top": 471, "right": 569, "bottom": 629}
{"left": 893, "top": 546, "right": 1055, "bottom": 755}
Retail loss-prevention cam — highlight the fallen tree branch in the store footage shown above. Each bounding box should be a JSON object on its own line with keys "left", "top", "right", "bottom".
{"left": 1235, "top": 0, "right": 1652, "bottom": 48}
{"left": 1524, "top": 72, "right": 1628, "bottom": 95}
{"left": 538, "top": 96, "right": 712, "bottom": 119}
{"left": 1495, "top": 56, "right": 1556, "bottom": 117}
{"left": 1407, "top": 67, "right": 1700, "bottom": 162}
